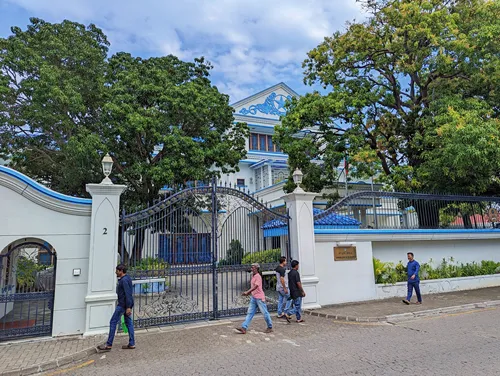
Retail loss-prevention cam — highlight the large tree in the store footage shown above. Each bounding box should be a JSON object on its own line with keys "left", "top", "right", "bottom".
{"left": 275, "top": 0, "right": 500, "bottom": 195}
{"left": 102, "top": 53, "right": 248, "bottom": 210}
{"left": 0, "top": 18, "right": 248, "bottom": 211}
{"left": 0, "top": 18, "right": 109, "bottom": 195}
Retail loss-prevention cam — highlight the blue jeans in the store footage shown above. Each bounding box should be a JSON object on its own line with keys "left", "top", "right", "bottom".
{"left": 106, "top": 305, "right": 135, "bottom": 347}
{"left": 277, "top": 290, "right": 292, "bottom": 316}
{"left": 407, "top": 281, "right": 422, "bottom": 303}
{"left": 286, "top": 297, "right": 302, "bottom": 321}
{"left": 242, "top": 297, "right": 273, "bottom": 330}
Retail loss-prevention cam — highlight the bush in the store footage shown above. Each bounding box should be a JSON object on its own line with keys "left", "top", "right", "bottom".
{"left": 130, "top": 257, "right": 169, "bottom": 277}
{"left": 374, "top": 257, "right": 500, "bottom": 284}
{"left": 219, "top": 240, "right": 245, "bottom": 266}
{"left": 241, "top": 249, "right": 281, "bottom": 265}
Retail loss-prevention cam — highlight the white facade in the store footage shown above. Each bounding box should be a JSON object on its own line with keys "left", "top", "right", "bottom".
{"left": 0, "top": 166, "right": 92, "bottom": 336}
{"left": 0, "top": 166, "right": 125, "bottom": 337}
{"left": 225, "top": 83, "right": 379, "bottom": 211}
{"left": 222, "top": 83, "right": 294, "bottom": 197}
{"left": 313, "top": 232, "right": 500, "bottom": 306}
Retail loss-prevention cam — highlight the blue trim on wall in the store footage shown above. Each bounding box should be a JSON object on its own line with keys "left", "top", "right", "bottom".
{"left": 314, "top": 229, "right": 500, "bottom": 235}
{"left": 0, "top": 165, "right": 92, "bottom": 205}
{"left": 248, "top": 151, "right": 288, "bottom": 158}
{"left": 253, "top": 180, "right": 287, "bottom": 194}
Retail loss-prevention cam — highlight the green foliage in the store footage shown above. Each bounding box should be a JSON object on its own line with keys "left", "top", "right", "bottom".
{"left": 0, "top": 18, "right": 248, "bottom": 210}
{"left": 373, "top": 258, "right": 406, "bottom": 284}
{"left": 374, "top": 257, "right": 500, "bottom": 284}
{"left": 275, "top": 0, "right": 500, "bottom": 195}
{"left": 16, "top": 257, "right": 47, "bottom": 289}
{"left": 219, "top": 240, "right": 246, "bottom": 266}
{"left": 241, "top": 249, "right": 282, "bottom": 265}
{"left": 129, "top": 257, "right": 169, "bottom": 277}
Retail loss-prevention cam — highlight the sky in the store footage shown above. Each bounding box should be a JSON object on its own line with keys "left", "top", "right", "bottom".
{"left": 0, "top": 0, "right": 365, "bottom": 103}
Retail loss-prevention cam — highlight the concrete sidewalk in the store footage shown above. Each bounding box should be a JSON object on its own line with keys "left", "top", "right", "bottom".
{"left": 305, "top": 286, "right": 500, "bottom": 323}
{"left": 3, "top": 287, "right": 500, "bottom": 375}
{"left": 0, "top": 319, "right": 241, "bottom": 376}
{"left": 0, "top": 334, "right": 105, "bottom": 376}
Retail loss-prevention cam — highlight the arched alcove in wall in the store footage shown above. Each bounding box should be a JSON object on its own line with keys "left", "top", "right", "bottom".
{"left": 0, "top": 238, "right": 57, "bottom": 341}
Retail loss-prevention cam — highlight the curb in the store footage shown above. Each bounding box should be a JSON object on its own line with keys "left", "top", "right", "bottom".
{"left": 304, "top": 299, "right": 500, "bottom": 324}
{"left": 0, "top": 346, "right": 98, "bottom": 376}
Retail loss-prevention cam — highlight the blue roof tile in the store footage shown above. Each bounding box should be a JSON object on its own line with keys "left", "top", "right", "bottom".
{"left": 262, "top": 208, "right": 361, "bottom": 229}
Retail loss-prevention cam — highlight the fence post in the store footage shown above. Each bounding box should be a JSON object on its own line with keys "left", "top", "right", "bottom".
{"left": 211, "top": 177, "right": 218, "bottom": 320}
{"left": 282, "top": 171, "right": 321, "bottom": 309}
{"left": 84, "top": 182, "right": 126, "bottom": 336}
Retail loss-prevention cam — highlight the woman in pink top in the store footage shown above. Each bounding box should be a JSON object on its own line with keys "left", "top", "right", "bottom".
{"left": 235, "top": 263, "right": 273, "bottom": 334}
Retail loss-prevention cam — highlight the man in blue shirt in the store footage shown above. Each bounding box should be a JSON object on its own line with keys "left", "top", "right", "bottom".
{"left": 402, "top": 252, "right": 422, "bottom": 305}
{"left": 98, "top": 264, "right": 135, "bottom": 351}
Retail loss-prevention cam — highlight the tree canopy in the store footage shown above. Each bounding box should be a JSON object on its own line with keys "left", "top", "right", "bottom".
{"left": 275, "top": 0, "right": 500, "bottom": 195}
{"left": 0, "top": 18, "right": 248, "bottom": 210}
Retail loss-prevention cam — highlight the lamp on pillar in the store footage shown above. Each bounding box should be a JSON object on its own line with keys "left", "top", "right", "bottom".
{"left": 101, "top": 153, "right": 114, "bottom": 185}
{"left": 292, "top": 168, "right": 304, "bottom": 193}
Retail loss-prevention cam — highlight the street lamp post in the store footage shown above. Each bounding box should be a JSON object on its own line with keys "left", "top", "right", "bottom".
{"left": 292, "top": 168, "right": 304, "bottom": 193}
{"left": 101, "top": 153, "right": 114, "bottom": 185}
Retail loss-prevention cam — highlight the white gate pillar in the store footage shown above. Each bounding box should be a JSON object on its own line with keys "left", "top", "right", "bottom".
{"left": 282, "top": 169, "right": 320, "bottom": 309}
{"left": 84, "top": 157, "right": 126, "bottom": 336}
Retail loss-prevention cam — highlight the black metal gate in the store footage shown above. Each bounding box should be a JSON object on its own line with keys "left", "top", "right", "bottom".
{"left": 120, "top": 181, "right": 290, "bottom": 328}
{"left": 0, "top": 242, "right": 56, "bottom": 341}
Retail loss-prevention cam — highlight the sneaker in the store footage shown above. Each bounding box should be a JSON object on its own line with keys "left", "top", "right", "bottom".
{"left": 402, "top": 299, "right": 410, "bottom": 305}
{"left": 264, "top": 328, "right": 273, "bottom": 333}
{"left": 235, "top": 327, "right": 247, "bottom": 334}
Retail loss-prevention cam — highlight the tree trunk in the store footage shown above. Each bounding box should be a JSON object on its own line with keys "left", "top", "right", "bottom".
{"left": 413, "top": 200, "right": 440, "bottom": 229}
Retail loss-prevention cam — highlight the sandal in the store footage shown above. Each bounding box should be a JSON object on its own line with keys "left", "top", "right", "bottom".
{"left": 296, "top": 319, "right": 305, "bottom": 323}
{"left": 122, "top": 345, "right": 136, "bottom": 349}
{"left": 97, "top": 345, "right": 112, "bottom": 352}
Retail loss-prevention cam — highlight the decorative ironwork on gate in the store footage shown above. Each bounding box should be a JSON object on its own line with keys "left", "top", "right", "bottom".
{"left": 0, "top": 242, "right": 56, "bottom": 341}
{"left": 120, "top": 180, "right": 291, "bottom": 328}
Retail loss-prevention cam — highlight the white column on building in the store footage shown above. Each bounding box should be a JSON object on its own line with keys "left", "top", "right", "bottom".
{"left": 268, "top": 164, "right": 273, "bottom": 187}
{"left": 84, "top": 155, "right": 126, "bottom": 336}
{"left": 282, "top": 169, "right": 321, "bottom": 309}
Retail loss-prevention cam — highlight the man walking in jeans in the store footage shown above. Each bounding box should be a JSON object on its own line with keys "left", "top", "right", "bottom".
{"left": 98, "top": 264, "right": 135, "bottom": 351}
{"left": 285, "top": 260, "right": 305, "bottom": 323}
{"left": 402, "top": 252, "right": 422, "bottom": 305}
{"left": 275, "top": 256, "right": 291, "bottom": 318}
{"left": 235, "top": 263, "right": 273, "bottom": 334}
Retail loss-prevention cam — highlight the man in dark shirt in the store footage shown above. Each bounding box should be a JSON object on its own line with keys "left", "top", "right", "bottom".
{"left": 275, "top": 256, "right": 291, "bottom": 318}
{"left": 98, "top": 264, "right": 135, "bottom": 351}
{"left": 402, "top": 252, "right": 422, "bottom": 305}
{"left": 285, "top": 260, "right": 306, "bottom": 323}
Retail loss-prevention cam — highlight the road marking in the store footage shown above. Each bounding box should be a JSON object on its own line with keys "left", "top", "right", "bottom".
{"left": 45, "top": 360, "right": 94, "bottom": 375}
{"left": 330, "top": 320, "right": 386, "bottom": 326}
{"left": 414, "top": 307, "right": 497, "bottom": 321}
{"left": 282, "top": 339, "right": 300, "bottom": 347}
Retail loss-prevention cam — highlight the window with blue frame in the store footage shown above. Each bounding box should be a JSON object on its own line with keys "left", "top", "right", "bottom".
{"left": 267, "top": 135, "right": 273, "bottom": 151}
{"left": 259, "top": 134, "right": 266, "bottom": 151}
{"left": 250, "top": 133, "right": 281, "bottom": 152}
{"left": 251, "top": 134, "right": 258, "bottom": 150}
{"left": 236, "top": 178, "right": 245, "bottom": 187}
{"left": 38, "top": 251, "right": 51, "bottom": 266}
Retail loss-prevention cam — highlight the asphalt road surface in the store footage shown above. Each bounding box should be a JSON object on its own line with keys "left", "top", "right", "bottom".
{"left": 49, "top": 307, "right": 500, "bottom": 376}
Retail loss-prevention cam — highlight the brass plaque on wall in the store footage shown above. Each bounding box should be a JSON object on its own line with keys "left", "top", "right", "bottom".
{"left": 334, "top": 246, "right": 357, "bottom": 261}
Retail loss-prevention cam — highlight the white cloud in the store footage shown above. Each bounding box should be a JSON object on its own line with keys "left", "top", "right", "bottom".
{"left": 4, "top": 0, "right": 365, "bottom": 101}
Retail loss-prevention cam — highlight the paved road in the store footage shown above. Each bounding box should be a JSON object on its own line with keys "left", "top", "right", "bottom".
{"left": 50, "top": 308, "right": 500, "bottom": 376}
